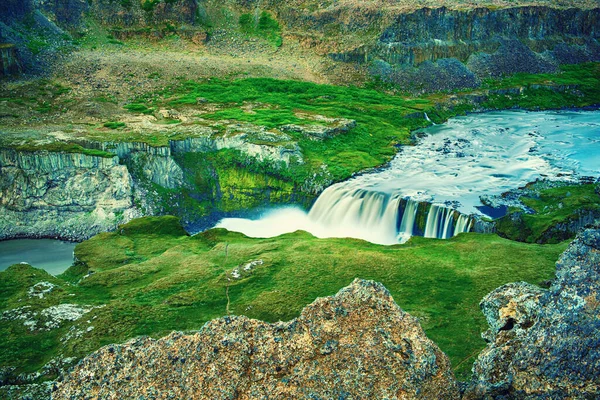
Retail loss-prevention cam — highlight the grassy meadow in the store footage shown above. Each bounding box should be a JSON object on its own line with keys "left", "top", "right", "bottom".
{"left": 0, "top": 217, "right": 568, "bottom": 381}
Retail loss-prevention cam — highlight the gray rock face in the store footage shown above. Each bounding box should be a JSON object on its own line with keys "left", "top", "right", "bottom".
{"left": 0, "top": 149, "right": 139, "bottom": 240}
{"left": 54, "top": 279, "right": 460, "bottom": 399}
{"left": 0, "top": 45, "right": 21, "bottom": 76}
{"left": 334, "top": 6, "right": 600, "bottom": 91}
{"left": 465, "top": 227, "right": 600, "bottom": 399}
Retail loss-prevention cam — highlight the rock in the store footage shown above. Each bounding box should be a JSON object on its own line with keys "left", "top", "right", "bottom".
{"left": 465, "top": 227, "right": 600, "bottom": 399}
{"left": 330, "top": 6, "right": 600, "bottom": 91}
{"left": 54, "top": 279, "right": 460, "bottom": 399}
{"left": 27, "top": 281, "right": 56, "bottom": 299}
{"left": 281, "top": 117, "right": 356, "bottom": 140}
{"left": 1, "top": 303, "right": 101, "bottom": 332}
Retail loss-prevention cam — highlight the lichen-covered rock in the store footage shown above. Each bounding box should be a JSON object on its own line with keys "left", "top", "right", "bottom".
{"left": 54, "top": 279, "right": 459, "bottom": 399}
{"left": 281, "top": 116, "right": 356, "bottom": 140}
{"left": 1, "top": 303, "right": 101, "bottom": 332}
{"left": 465, "top": 228, "right": 600, "bottom": 399}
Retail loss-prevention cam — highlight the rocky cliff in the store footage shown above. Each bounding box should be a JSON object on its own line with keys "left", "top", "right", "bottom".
{"left": 4, "top": 0, "right": 599, "bottom": 86}
{"left": 0, "top": 45, "right": 21, "bottom": 76}
{"left": 0, "top": 131, "right": 307, "bottom": 240}
{"left": 0, "top": 149, "right": 139, "bottom": 241}
{"left": 54, "top": 279, "right": 459, "bottom": 399}
{"left": 341, "top": 6, "right": 600, "bottom": 91}
{"left": 0, "top": 0, "right": 71, "bottom": 76}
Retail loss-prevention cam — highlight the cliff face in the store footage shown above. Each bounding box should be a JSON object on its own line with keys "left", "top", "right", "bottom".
{"left": 4, "top": 0, "right": 599, "bottom": 87}
{"left": 87, "top": 0, "right": 200, "bottom": 27}
{"left": 465, "top": 227, "right": 600, "bottom": 398}
{"left": 54, "top": 279, "right": 459, "bottom": 399}
{"left": 0, "top": 149, "right": 138, "bottom": 240}
{"left": 334, "top": 6, "right": 600, "bottom": 91}
{"left": 0, "top": 45, "right": 21, "bottom": 76}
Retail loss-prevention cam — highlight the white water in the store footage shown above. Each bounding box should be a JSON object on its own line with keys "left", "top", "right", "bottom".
{"left": 216, "top": 110, "right": 600, "bottom": 245}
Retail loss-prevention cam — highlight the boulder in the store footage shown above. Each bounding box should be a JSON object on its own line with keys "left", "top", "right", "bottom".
{"left": 54, "top": 279, "right": 459, "bottom": 399}
{"left": 465, "top": 228, "right": 600, "bottom": 399}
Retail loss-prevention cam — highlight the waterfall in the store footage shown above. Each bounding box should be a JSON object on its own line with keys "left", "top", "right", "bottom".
{"left": 398, "top": 199, "right": 419, "bottom": 236}
{"left": 307, "top": 187, "right": 401, "bottom": 244}
{"left": 424, "top": 205, "right": 457, "bottom": 239}
{"left": 307, "top": 184, "right": 472, "bottom": 244}
{"left": 424, "top": 112, "right": 436, "bottom": 125}
{"left": 455, "top": 214, "right": 473, "bottom": 235}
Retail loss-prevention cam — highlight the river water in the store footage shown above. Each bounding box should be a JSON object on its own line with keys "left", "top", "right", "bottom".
{"left": 215, "top": 110, "right": 600, "bottom": 244}
{"left": 0, "top": 239, "right": 76, "bottom": 275}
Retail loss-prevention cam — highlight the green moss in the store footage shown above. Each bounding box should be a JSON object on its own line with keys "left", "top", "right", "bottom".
{"left": 140, "top": 0, "right": 161, "bottom": 12}
{"left": 103, "top": 121, "right": 126, "bottom": 129}
{"left": 8, "top": 142, "right": 115, "bottom": 158}
{"left": 496, "top": 183, "right": 600, "bottom": 243}
{"left": 239, "top": 11, "right": 282, "bottom": 48}
{"left": 123, "top": 103, "right": 155, "bottom": 114}
{"left": 203, "top": 107, "right": 309, "bottom": 128}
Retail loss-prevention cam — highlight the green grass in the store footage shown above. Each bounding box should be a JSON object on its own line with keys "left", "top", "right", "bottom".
{"left": 496, "top": 183, "right": 600, "bottom": 243}
{"left": 239, "top": 11, "right": 282, "bottom": 48}
{"left": 9, "top": 142, "right": 115, "bottom": 158}
{"left": 479, "top": 63, "right": 600, "bottom": 110}
{"left": 155, "top": 77, "right": 432, "bottom": 182}
{"left": 202, "top": 107, "right": 311, "bottom": 128}
{"left": 123, "top": 103, "right": 155, "bottom": 114}
{"left": 103, "top": 121, "right": 126, "bottom": 129}
{"left": 0, "top": 217, "right": 567, "bottom": 381}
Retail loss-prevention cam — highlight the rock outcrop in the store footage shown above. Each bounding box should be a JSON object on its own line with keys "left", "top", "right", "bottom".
{"left": 54, "top": 279, "right": 460, "bottom": 399}
{"left": 88, "top": 0, "right": 200, "bottom": 28}
{"left": 465, "top": 227, "right": 600, "bottom": 398}
{"left": 0, "top": 127, "right": 309, "bottom": 240}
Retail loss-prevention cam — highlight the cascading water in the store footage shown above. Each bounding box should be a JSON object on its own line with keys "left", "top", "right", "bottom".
{"left": 306, "top": 188, "right": 472, "bottom": 244}
{"left": 214, "top": 110, "right": 600, "bottom": 246}
{"left": 306, "top": 187, "right": 403, "bottom": 244}
{"left": 398, "top": 199, "right": 419, "bottom": 238}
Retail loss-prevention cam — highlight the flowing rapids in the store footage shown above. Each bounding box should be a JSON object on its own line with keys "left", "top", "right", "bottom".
{"left": 215, "top": 110, "right": 600, "bottom": 245}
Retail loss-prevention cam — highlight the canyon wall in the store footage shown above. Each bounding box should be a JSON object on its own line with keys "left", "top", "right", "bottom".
{"left": 330, "top": 6, "right": 600, "bottom": 91}
{"left": 3, "top": 0, "right": 599, "bottom": 87}
{"left": 0, "top": 136, "right": 305, "bottom": 240}
{"left": 0, "top": 149, "right": 138, "bottom": 241}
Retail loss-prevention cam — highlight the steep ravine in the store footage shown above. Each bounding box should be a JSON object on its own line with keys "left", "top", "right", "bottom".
{"left": 0, "top": 135, "right": 307, "bottom": 241}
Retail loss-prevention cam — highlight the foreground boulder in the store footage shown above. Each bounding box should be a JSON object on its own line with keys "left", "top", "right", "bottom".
{"left": 54, "top": 279, "right": 459, "bottom": 399}
{"left": 465, "top": 228, "right": 600, "bottom": 399}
